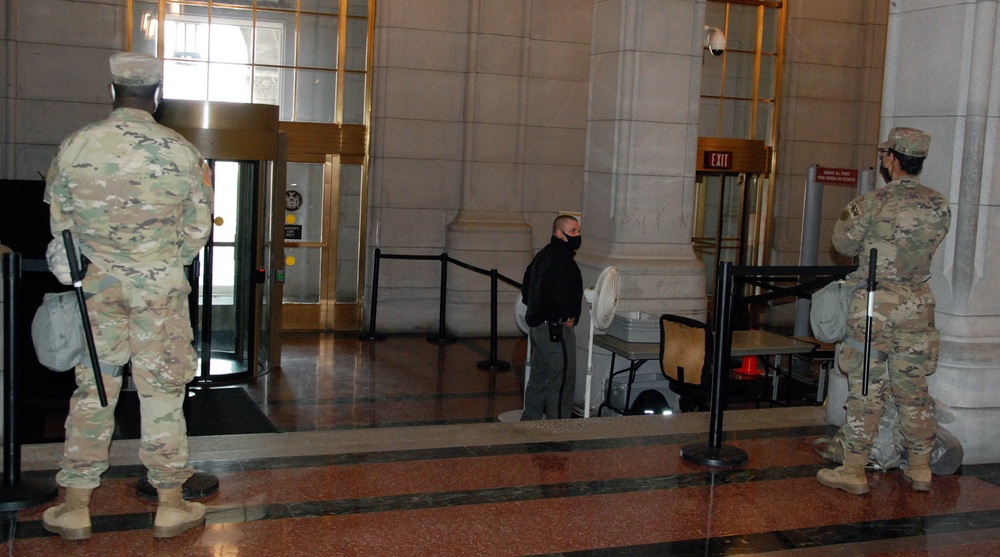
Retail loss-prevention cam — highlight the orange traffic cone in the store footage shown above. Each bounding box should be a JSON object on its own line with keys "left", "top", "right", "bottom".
{"left": 736, "top": 356, "right": 761, "bottom": 376}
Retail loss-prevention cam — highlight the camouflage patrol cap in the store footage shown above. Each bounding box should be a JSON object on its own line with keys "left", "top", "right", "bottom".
{"left": 879, "top": 127, "right": 930, "bottom": 157}
{"left": 109, "top": 52, "right": 162, "bottom": 86}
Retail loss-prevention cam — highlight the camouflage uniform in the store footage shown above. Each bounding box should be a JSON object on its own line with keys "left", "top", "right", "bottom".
{"left": 832, "top": 129, "right": 950, "bottom": 462}
{"left": 44, "top": 99, "right": 213, "bottom": 489}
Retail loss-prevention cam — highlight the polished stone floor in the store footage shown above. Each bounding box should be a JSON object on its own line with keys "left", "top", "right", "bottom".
{"left": 7, "top": 334, "right": 1000, "bottom": 556}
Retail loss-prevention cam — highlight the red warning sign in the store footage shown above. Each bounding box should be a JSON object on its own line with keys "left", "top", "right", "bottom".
{"left": 816, "top": 167, "right": 859, "bottom": 186}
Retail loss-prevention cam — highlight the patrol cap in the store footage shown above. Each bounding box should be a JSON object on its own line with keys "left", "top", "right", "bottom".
{"left": 879, "top": 127, "right": 930, "bottom": 157}
{"left": 109, "top": 52, "right": 162, "bottom": 86}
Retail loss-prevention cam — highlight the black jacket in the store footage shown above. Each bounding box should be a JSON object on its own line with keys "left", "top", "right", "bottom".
{"left": 521, "top": 236, "right": 583, "bottom": 327}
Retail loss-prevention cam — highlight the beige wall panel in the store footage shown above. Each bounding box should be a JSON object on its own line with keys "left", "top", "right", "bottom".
{"left": 633, "top": 52, "right": 699, "bottom": 123}
{"left": 522, "top": 127, "right": 585, "bottom": 167}
{"left": 479, "top": 0, "right": 524, "bottom": 36}
{"left": 386, "top": 28, "right": 468, "bottom": 72}
{"left": 471, "top": 123, "right": 517, "bottom": 162}
{"left": 630, "top": 121, "right": 690, "bottom": 177}
{"left": 16, "top": 44, "right": 110, "bottom": 103}
{"left": 382, "top": 0, "right": 469, "bottom": 33}
{"left": 477, "top": 34, "right": 523, "bottom": 76}
{"left": 588, "top": 53, "right": 622, "bottom": 122}
{"left": 383, "top": 68, "right": 466, "bottom": 121}
{"left": 530, "top": 0, "right": 593, "bottom": 43}
{"left": 17, "top": 0, "right": 120, "bottom": 49}
{"left": 379, "top": 158, "right": 461, "bottom": 209}
{"left": 375, "top": 208, "right": 450, "bottom": 251}
{"left": 528, "top": 40, "right": 590, "bottom": 81}
{"left": 380, "top": 119, "right": 464, "bottom": 160}
{"left": 17, "top": 100, "right": 108, "bottom": 145}
{"left": 525, "top": 78, "right": 588, "bottom": 129}
{"left": 467, "top": 161, "right": 519, "bottom": 211}
{"left": 474, "top": 74, "right": 521, "bottom": 125}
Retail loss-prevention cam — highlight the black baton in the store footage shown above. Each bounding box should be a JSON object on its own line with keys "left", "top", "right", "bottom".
{"left": 62, "top": 230, "right": 108, "bottom": 407}
{"left": 862, "top": 248, "right": 877, "bottom": 397}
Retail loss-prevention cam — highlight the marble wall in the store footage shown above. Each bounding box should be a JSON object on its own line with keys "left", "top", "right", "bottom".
{"left": 1, "top": 0, "right": 127, "bottom": 182}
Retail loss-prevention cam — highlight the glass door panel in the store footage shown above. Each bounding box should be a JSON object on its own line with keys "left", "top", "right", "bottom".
{"left": 282, "top": 161, "right": 329, "bottom": 329}
{"left": 281, "top": 156, "right": 363, "bottom": 330}
{"left": 194, "top": 160, "right": 259, "bottom": 381}
{"left": 694, "top": 171, "right": 770, "bottom": 326}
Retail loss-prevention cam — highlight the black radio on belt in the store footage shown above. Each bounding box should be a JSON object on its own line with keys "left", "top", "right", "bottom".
{"left": 548, "top": 319, "right": 563, "bottom": 342}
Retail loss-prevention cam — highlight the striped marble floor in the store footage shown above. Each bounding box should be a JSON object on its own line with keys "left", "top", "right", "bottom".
{"left": 7, "top": 335, "right": 999, "bottom": 556}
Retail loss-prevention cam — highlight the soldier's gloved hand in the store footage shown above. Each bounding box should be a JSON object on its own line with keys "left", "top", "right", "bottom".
{"left": 45, "top": 237, "right": 77, "bottom": 285}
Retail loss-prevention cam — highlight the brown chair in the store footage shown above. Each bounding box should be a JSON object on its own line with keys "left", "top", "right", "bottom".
{"left": 659, "top": 314, "right": 714, "bottom": 412}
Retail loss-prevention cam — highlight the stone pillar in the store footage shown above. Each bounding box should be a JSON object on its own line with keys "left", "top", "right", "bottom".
{"left": 882, "top": 0, "right": 1000, "bottom": 463}
{"left": 575, "top": 0, "right": 708, "bottom": 412}
{"left": 582, "top": 0, "right": 707, "bottom": 318}
{"left": 444, "top": 0, "right": 592, "bottom": 335}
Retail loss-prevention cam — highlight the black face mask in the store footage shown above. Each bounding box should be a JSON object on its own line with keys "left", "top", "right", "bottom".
{"left": 564, "top": 235, "right": 581, "bottom": 251}
{"left": 879, "top": 162, "right": 892, "bottom": 184}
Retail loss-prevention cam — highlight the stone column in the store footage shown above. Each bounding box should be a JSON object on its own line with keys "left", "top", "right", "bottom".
{"left": 444, "top": 0, "right": 593, "bottom": 335}
{"left": 882, "top": 0, "right": 1000, "bottom": 463}
{"left": 582, "top": 0, "right": 707, "bottom": 318}
{"left": 575, "top": 0, "right": 708, "bottom": 412}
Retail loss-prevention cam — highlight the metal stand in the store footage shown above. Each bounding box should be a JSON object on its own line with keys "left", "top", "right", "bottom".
{"left": 427, "top": 254, "right": 457, "bottom": 345}
{"left": 477, "top": 270, "right": 510, "bottom": 371}
{"left": 358, "top": 248, "right": 387, "bottom": 341}
{"left": 1, "top": 253, "right": 58, "bottom": 511}
{"left": 681, "top": 261, "right": 748, "bottom": 468}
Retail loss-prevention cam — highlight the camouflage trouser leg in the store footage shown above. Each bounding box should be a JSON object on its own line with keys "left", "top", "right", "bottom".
{"left": 57, "top": 271, "right": 196, "bottom": 490}
{"left": 838, "top": 288, "right": 940, "bottom": 458}
{"left": 127, "top": 283, "right": 197, "bottom": 489}
{"left": 56, "top": 365, "right": 124, "bottom": 489}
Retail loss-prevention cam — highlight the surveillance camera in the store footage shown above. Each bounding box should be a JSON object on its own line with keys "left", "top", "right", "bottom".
{"left": 704, "top": 26, "right": 726, "bottom": 56}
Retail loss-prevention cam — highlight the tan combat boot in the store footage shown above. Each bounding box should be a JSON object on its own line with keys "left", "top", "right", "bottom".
{"left": 816, "top": 451, "right": 870, "bottom": 495}
{"left": 42, "top": 487, "right": 93, "bottom": 540}
{"left": 153, "top": 487, "right": 206, "bottom": 538}
{"left": 903, "top": 452, "right": 932, "bottom": 492}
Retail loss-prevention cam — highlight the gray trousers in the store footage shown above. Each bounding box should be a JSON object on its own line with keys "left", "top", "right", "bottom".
{"left": 523, "top": 324, "right": 576, "bottom": 420}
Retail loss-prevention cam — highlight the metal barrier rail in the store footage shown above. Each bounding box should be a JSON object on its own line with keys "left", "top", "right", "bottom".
{"left": 681, "top": 262, "right": 854, "bottom": 468}
{"left": 358, "top": 248, "right": 522, "bottom": 371}
{"left": 2, "top": 252, "right": 58, "bottom": 511}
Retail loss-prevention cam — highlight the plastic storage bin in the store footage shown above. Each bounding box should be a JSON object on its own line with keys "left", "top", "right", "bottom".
{"left": 606, "top": 311, "right": 659, "bottom": 344}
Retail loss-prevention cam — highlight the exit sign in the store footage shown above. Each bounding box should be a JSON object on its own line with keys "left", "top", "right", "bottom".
{"left": 703, "top": 151, "right": 733, "bottom": 170}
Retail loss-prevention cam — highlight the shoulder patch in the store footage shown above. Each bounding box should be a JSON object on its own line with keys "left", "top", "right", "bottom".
{"left": 848, "top": 201, "right": 861, "bottom": 218}
{"left": 202, "top": 162, "right": 214, "bottom": 189}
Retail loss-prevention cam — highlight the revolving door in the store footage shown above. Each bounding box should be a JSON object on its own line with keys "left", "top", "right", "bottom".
{"left": 158, "top": 100, "right": 285, "bottom": 383}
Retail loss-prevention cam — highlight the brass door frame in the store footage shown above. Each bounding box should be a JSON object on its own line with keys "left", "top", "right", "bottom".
{"left": 282, "top": 155, "right": 341, "bottom": 331}
{"left": 156, "top": 99, "right": 284, "bottom": 380}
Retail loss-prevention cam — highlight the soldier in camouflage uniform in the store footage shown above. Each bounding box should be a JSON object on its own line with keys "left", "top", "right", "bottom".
{"left": 41, "top": 52, "right": 213, "bottom": 539}
{"left": 817, "top": 127, "right": 951, "bottom": 495}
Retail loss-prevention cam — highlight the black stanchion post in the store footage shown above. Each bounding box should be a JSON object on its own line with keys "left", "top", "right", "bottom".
{"left": 1, "top": 252, "right": 58, "bottom": 511}
{"left": 680, "top": 260, "right": 748, "bottom": 467}
{"left": 358, "top": 247, "right": 386, "bottom": 341}
{"left": 477, "top": 269, "right": 510, "bottom": 371}
{"left": 427, "top": 253, "right": 455, "bottom": 344}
